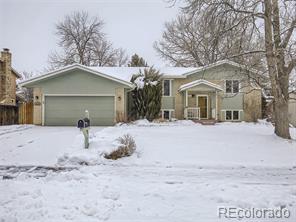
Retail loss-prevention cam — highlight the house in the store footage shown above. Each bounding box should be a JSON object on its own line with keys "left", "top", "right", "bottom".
{"left": 0, "top": 48, "right": 21, "bottom": 106}
{"left": 289, "top": 93, "right": 296, "bottom": 126}
{"left": 20, "top": 60, "right": 262, "bottom": 126}
{"left": 0, "top": 48, "right": 22, "bottom": 125}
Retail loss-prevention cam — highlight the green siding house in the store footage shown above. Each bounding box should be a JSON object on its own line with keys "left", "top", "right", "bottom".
{"left": 20, "top": 60, "right": 262, "bottom": 126}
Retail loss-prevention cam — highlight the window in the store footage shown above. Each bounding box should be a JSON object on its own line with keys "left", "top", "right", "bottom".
{"left": 225, "top": 80, "right": 239, "bottom": 93}
{"left": 162, "top": 110, "right": 174, "bottom": 120}
{"left": 163, "top": 80, "right": 171, "bottom": 96}
{"left": 163, "top": 110, "right": 170, "bottom": 120}
{"left": 225, "top": 110, "right": 240, "bottom": 121}
{"left": 232, "top": 80, "right": 239, "bottom": 93}
{"left": 226, "top": 81, "right": 232, "bottom": 93}
{"left": 226, "top": 111, "right": 232, "bottom": 120}
{"left": 233, "top": 111, "right": 239, "bottom": 120}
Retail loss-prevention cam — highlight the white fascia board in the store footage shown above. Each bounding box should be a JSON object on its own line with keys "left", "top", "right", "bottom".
{"left": 19, "top": 64, "right": 134, "bottom": 88}
{"left": 182, "top": 60, "right": 262, "bottom": 77}
{"left": 161, "top": 75, "right": 186, "bottom": 79}
{"left": 179, "top": 79, "right": 223, "bottom": 92}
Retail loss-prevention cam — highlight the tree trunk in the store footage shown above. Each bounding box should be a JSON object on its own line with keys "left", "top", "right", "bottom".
{"left": 264, "top": 0, "right": 291, "bottom": 139}
{"left": 273, "top": 96, "right": 291, "bottom": 139}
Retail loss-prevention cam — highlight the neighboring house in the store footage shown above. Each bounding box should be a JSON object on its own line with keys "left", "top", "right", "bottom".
{"left": 0, "top": 48, "right": 22, "bottom": 125}
{"left": 289, "top": 93, "right": 296, "bottom": 126}
{"left": 20, "top": 60, "right": 262, "bottom": 126}
{"left": 0, "top": 48, "right": 21, "bottom": 106}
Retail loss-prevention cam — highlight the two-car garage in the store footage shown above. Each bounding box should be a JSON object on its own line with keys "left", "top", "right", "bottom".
{"left": 44, "top": 95, "right": 115, "bottom": 126}
{"left": 20, "top": 64, "right": 133, "bottom": 126}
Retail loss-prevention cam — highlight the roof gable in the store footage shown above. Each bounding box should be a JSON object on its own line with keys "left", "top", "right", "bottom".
{"left": 182, "top": 60, "right": 261, "bottom": 78}
{"left": 20, "top": 64, "right": 134, "bottom": 88}
{"left": 179, "top": 79, "right": 223, "bottom": 91}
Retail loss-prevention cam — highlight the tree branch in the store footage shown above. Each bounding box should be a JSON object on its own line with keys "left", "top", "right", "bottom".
{"left": 286, "top": 58, "right": 296, "bottom": 75}
{"left": 227, "top": 50, "right": 266, "bottom": 59}
{"left": 280, "top": 18, "right": 296, "bottom": 49}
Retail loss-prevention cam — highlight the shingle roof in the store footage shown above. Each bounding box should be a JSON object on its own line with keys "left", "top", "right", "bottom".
{"left": 89, "top": 66, "right": 198, "bottom": 82}
{"left": 19, "top": 60, "right": 260, "bottom": 87}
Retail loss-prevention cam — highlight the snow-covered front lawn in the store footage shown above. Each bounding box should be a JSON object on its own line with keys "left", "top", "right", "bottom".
{"left": 1, "top": 120, "right": 295, "bottom": 167}
{"left": 1, "top": 121, "right": 296, "bottom": 221}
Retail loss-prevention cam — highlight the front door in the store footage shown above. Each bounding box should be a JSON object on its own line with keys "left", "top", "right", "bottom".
{"left": 198, "top": 96, "right": 208, "bottom": 119}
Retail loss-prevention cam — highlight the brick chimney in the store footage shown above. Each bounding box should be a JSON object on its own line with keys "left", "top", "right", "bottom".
{"left": 1, "top": 48, "right": 11, "bottom": 69}
{"left": 0, "top": 48, "right": 16, "bottom": 106}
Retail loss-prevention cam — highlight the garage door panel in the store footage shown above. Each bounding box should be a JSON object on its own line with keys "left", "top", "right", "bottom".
{"left": 45, "top": 96, "right": 114, "bottom": 126}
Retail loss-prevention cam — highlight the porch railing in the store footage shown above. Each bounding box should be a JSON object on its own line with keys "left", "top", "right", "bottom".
{"left": 184, "top": 107, "right": 200, "bottom": 120}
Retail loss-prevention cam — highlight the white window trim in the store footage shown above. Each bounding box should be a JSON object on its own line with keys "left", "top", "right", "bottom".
{"left": 162, "top": 79, "right": 173, "bottom": 97}
{"left": 225, "top": 80, "right": 240, "bottom": 94}
{"left": 221, "top": 109, "right": 243, "bottom": 121}
{"left": 161, "top": 109, "right": 175, "bottom": 120}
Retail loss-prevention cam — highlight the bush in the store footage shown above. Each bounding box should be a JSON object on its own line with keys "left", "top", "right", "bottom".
{"left": 130, "top": 67, "right": 162, "bottom": 121}
{"left": 104, "top": 134, "right": 136, "bottom": 160}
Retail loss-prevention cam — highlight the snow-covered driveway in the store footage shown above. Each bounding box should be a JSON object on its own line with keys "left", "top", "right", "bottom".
{"left": 1, "top": 121, "right": 296, "bottom": 221}
{"left": 0, "top": 125, "right": 105, "bottom": 165}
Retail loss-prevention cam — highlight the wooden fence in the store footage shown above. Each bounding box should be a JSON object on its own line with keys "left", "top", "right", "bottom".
{"left": 18, "top": 102, "right": 33, "bottom": 124}
{"left": 0, "top": 102, "right": 33, "bottom": 125}
{"left": 0, "top": 105, "right": 18, "bottom": 125}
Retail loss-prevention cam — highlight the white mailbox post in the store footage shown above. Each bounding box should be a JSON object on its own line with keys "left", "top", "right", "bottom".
{"left": 77, "top": 110, "right": 90, "bottom": 149}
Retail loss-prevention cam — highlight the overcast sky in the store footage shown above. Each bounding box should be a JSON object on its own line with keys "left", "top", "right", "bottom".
{"left": 0, "top": 0, "right": 181, "bottom": 74}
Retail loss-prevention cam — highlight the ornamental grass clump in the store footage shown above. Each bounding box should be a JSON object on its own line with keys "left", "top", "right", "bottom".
{"left": 104, "top": 134, "right": 136, "bottom": 160}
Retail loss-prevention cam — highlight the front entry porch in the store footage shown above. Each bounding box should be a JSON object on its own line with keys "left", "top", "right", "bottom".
{"left": 179, "top": 79, "right": 223, "bottom": 121}
{"left": 184, "top": 92, "right": 218, "bottom": 120}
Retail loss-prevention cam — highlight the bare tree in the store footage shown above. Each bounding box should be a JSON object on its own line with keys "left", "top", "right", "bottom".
{"left": 48, "top": 50, "right": 77, "bottom": 69}
{"left": 172, "top": 0, "right": 296, "bottom": 139}
{"left": 290, "top": 70, "right": 296, "bottom": 95}
{"left": 114, "top": 48, "right": 129, "bottom": 67}
{"left": 20, "top": 71, "right": 35, "bottom": 80}
{"left": 92, "top": 39, "right": 128, "bottom": 66}
{"left": 154, "top": 11, "right": 265, "bottom": 68}
{"left": 49, "top": 11, "right": 104, "bottom": 67}
{"left": 17, "top": 71, "right": 36, "bottom": 101}
{"left": 49, "top": 11, "right": 128, "bottom": 68}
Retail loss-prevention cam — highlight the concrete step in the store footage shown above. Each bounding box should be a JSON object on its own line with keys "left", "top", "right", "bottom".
{"left": 193, "top": 119, "right": 217, "bottom": 125}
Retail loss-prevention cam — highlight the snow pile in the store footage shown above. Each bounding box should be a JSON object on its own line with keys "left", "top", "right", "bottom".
{"left": 56, "top": 133, "right": 100, "bottom": 166}
{"left": 256, "top": 119, "right": 273, "bottom": 126}
{"left": 131, "top": 119, "right": 196, "bottom": 127}
{"left": 133, "top": 76, "right": 145, "bottom": 88}
{"left": 133, "top": 76, "right": 159, "bottom": 89}
{"left": 57, "top": 129, "right": 138, "bottom": 166}
{"left": 57, "top": 153, "right": 99, "bottom": 166}
{"left": 133, "top": 119, "right": 151, "bottom": 126}
{"left": 148, "top": 80, "right": 158, "bottom": 86}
